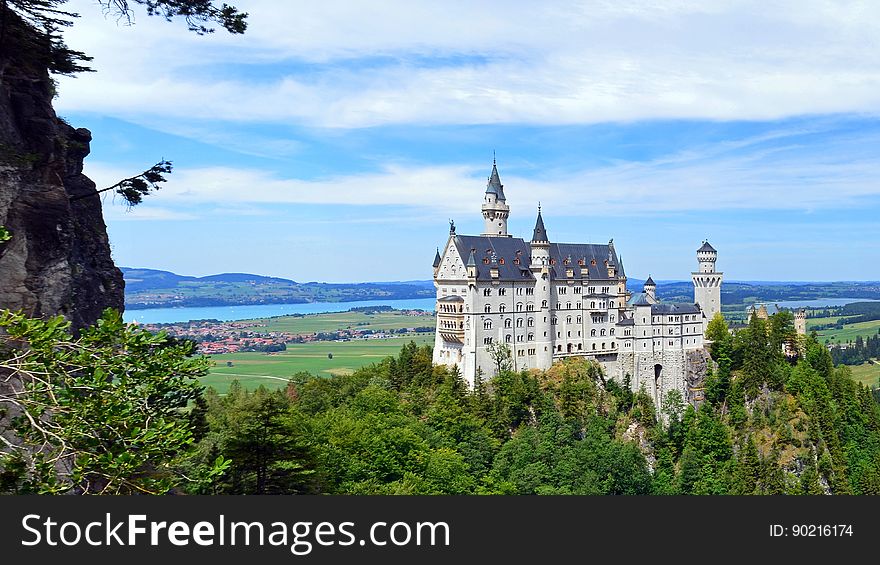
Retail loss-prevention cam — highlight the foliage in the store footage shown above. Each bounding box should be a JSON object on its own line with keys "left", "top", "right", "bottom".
{"left": 0, "top": 226, "right": 10, "bottom": 243}
{"left": 0, "top": 309, "right": 227, "bottom": 494}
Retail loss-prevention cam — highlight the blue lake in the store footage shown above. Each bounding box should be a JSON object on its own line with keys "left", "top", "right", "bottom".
{"left": 762, "top": 298, "right": 880, "bottom": 309}
{"left": 123, "top": 298, "right": 438, "bottom": 325}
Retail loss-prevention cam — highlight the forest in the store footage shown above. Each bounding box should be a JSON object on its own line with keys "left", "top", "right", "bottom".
{"left": 2, "top": 309, "right": 880, "bottom": 495}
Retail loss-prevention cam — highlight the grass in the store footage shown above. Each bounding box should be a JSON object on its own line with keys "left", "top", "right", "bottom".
{"left": 806, "top": 315, "right": 858, "bottom": 328}
{"left": 815, "top": 319, "right": 880, "bottom": 344}
{"left": 846, "top": 361, "right": 880, "bottom": 388}
{"left": 202, "top": 334, "right": 434, "bottom": 393}
{"left": 241, "top": 310, "right": 434, "bottom": 334}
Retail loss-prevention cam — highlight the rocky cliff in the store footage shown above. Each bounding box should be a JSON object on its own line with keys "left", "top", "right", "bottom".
{"left": 0, "top": 58, "right": 123, "bottom": 330}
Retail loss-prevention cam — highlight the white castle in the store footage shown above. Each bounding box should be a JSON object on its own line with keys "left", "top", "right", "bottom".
{"left": 432, "top": 161, "right": 721, "bottom": 405}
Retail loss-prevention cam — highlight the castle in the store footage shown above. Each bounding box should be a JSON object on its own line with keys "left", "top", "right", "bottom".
{"left": 432, "top": 161, "right": 720, "bottom": 405}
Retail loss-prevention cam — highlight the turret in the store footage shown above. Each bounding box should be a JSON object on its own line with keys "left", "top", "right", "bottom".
{"left": 529, "top": 206, "right": 553, "bottom": 369}
{"left": 432, "top": 247, "right": 442, "bottom": 277}
{"left": 644, "top": 275, "right": 656, "bottom": 302}
{"left": 529, "top": 205, "right": 550, "bottom": 270}
{"left": 697, "top": 241, "right": 717, "bottom": 273}
{"left": 481, "top": 160, "right": 511, "bottom": 237}
{"left": 466, "top": 248, "right": 477, "bottom": 280}
{"left": 692, "top": 241, "right": 723, "bottom": 333}
{"left": 795, "top": 309, "right": 807, "bottom": 336}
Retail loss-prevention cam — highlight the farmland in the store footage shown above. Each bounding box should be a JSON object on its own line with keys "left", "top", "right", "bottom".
{"left": 203, "top": 334, "right": 434, "bottom": 393}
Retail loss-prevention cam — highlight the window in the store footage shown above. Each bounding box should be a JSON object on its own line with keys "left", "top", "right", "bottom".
{"left": 504, "top": 318, "right": 512, "bottom": 328}
{"left": 518, "top": 349, "right": 524, "bottom": 356}
{"left": 592, "top": 343, "right": 596, "bottom": 350}
{"left": 602, "top": 343, "right": 606, "bottom": 349}
{"left": 505, "top": 334, "right": 512, "bottom": 343}
{"left": 566, "top": 316, "right": 572, "bottom": 324}
{"left": 591, "top": 329, "right": 597, "bottom": 337}
{"left": 542, "top": 300, "right": 548, "bottom": 308}
{"left": 517, "top": 288, "right": 524, "bottom": 295}
{"left": 484, "top": 305, "right": 491, "bottom": 313}
{"left": 499, "top": 304, "right": 506, "bottom": 313}
{"left": 576, "top": 302, "right": 581, "bottom": 309}
{"left": 517, "top": 302, "right": 523, "bottom": 312}
{"left": 610, "top": 329, "right": 615, "bottom": 336}
{"left": 600, "top": 329, "right": 606, "bottom": 336}
{"left": 577, "top": 316, "right": 582, "bottom": 324}
{"left": 528, "top": 333, "right": 534, "bottom": 341}
{"left": 566, "top": 302, "right": 571, "bottom": 309}
{"left": 591, "top": 301, "right": 596, "bottom": 308}
{"left": 527, "top": 303, "right": 534, "bottom": 312}
{"left": 526, "top": 288, "right": 534, "bottom": 296}
{"left": 484, "top": 337, "right": 493, "bottom": 345}
{"left": 559, "top": 287, "right": 567, "bottom": 295}
{"left": 499, "top": 288, "right": 506, "bottom": 296}
{"left": 483, "top": 288, "right": 491, "bottom": 296}
{"left": 517, "top": 318, "right": 524, "bottom": 328}
{"left": 528, "top": 348, "right": 536, "bottom": 355}
{"left": 484, "top": 320, "right": 492, "bottom": 330}
{"left": 551, "top": 317, "right": 558, "bottom": 325}
{"left": 574, "top": 287, "right": 582, "bottom": 294}
{"left": 517, "top": 335, "right": 523, "bottom": 342}
{"left": 528, "top": 317, "right": 534, "bottom": 327}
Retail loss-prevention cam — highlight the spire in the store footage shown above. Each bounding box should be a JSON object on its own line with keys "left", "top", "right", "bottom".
{"left": 433, "top": 247, "right": 441, "bottom": 268}
{"left": 531, "top": 206, "right": 548, "bottom": 242}
{"left": 466, "top": 248, "right": 477, "bottom": 267}
{"left": 486, "top": 161, "right": 506, "bottom": 201}
{"left": 645, "top": 275, "right": 655, "bottom": 286}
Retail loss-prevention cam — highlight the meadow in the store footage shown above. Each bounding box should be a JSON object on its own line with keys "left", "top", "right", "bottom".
{"left": 847, "top": 361, "right": 880, "bottom": 387}
{"left": 241, "top": 310, "right": 434, "bottom": 334}
{"left": 813, "top": 319, "right": 880, "bottom": 344}
{"left": 204, "top": 334, "right": 434, "bottom": 393}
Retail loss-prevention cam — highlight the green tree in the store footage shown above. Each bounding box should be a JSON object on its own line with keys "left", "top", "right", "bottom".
{"left": 0, "top": 309, "right": 227, "bottom": 494}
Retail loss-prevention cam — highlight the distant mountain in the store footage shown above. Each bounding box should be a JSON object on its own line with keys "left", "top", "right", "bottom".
{"left": 121, "top": 268, "right": 435, "bottom": 310}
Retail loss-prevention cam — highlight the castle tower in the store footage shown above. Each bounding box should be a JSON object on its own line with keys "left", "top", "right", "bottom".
{"left": 644, "top": 275, "right": 656, "bottom": 302}
{"left": 795, "top": 309, "right": 807, "bottom": 335}
{"left": 530, "top": 207, "right": 553, "bottom": 369}
{"left": 692, "top": 241, "right": 723, "bottom": 333}
{"left": 481, "top": 160, "right": 511, "bottom": 237}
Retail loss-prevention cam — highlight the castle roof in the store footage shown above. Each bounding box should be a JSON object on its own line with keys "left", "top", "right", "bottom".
{"left": 616, "top": 316, "right": 635, "bottom": 326}
{"left": 433, "top": 248, "right": 441, "bottom": 268}
{"left": 450, "top": 235, "right": 623, "bottom": 282}
{"left": 644, "top": 275, "right": 655, "bottom": 286}
{"left": 486, "top": 162, "right": 506, "bottom": 201}
{"left": 532, "top": 209, "right": 548, "bottom": 242}
{"left": 698, "top": 241, "right": 716, "bottom": 253}
{"left": 650, "top": 303, "right": 701, "bottom": 315}
{"left": 437, "top": 295, "right": 464, "bottom": 303}
{"left": 628, "top": 292, "right": 653, "bottom": 306}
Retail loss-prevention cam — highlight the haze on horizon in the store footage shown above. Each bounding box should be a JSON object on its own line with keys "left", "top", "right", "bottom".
{"left": 56, "top": 0, "right": 880, "bottom": 283}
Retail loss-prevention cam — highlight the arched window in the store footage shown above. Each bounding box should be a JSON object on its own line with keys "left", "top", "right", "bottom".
{"left": 610, "top": 328, "right": 615, "bottom": 336}
{"left": 591, "top": 301, "right": 596, "bottom": 308}
{"left": 516, "top": 302, "right": 523, "bottom": 312}
{"left": 483, "top": 288, "right": 491, "bottom": 296}
{"left": 528, "top": 333, "right": 534, "bottom": 341}
{"left": 516, "top": 318, "right": 523, "bottom": 328}
{"left": 505, "top": 334, "right": 512, "bottom": 343}
{"left": 484, "top": 304, "right": 491, "bottom": 313}
{"left": 499, "top": 304, "right": 506, "bottom": 313}
{"left": 527, "top": 303, "right": 534, "bottom": 311}
{"left": 591, "top": 329, "right": 597, "bottom": 337}
{"left": 504, "top": 318, "right": 512, "bottom": 328}
{"left": 484, "top": 320, "right": 492, "bottom": 330}
{"left": 528, "top": 318, "right": 534, "bottom": 327}
{"left": 592, "top": 343, "right": 596, "bottom": 350}
{"left": 566, "top": 302, "right": 571, "bottom": 310}
{"left": 566, "top": 316, "right": 572, "bottom": 324}
{"left": 499, "top": 288, "right": 506, "bottom": 296}
{"left": 600, "top": 329, "right": 606, "bottom": 336}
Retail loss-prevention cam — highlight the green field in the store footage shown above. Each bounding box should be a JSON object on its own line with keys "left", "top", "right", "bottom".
{"left": 847, "top": 361, "right": 880, "bottom": 387}
{"left": 806, "top": 315, "right": 858, "bottom": 328}
{"left": 204, "top": 334, "right": 434, "bottom": 393}
{"left": 815, "top": 319, "right": 880, "bottom": 344}
{"left": 242, "top": 310, "right": 434, "bottom": 334}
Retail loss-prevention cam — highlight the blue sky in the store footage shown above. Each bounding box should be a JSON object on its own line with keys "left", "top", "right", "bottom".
{"left": 55, "top": 0, "right": 880, "bottom": 282}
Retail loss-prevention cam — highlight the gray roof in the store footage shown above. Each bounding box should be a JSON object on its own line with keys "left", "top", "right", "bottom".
{"left": 616, "top": 317, "right": 635, "bottom": 326}
{"left": 451, "top": 235, "right": 623, "bottom": 282}
{"left": 532, "top": 210, "right": 548, "bottom": 242}
{"left": 698, "top": 241, "right": 716, "bottom": 253}
{"left": 628, "top": 292, "right": 652, "bottom": 306}
{"left": 485, "top": 163, "right": 506, "bottom": 201}
{"left": 644, "top": 275, "right": 655, "bottom": 286}
{"left": 433, "top": 248, "right": 441, "bottom": 268}
{"left": 438, "top": 295, "right": 464, "bottom": 303}
{"left": 650, "top": 303, "right": 701, "bottom": 315}
{"left": 466, "top": 248, "right": 477, "bottom": 268}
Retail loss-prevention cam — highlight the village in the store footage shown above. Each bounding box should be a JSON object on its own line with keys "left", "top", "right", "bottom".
{"left": 138, "top": 309, "right": 435, "bottom": 355}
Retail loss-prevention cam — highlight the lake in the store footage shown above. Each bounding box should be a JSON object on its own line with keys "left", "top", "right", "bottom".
{"left": 123, "top": 298, "right": 438, "bottom": 324}
{"left": 768, "top": 298, "right": 880, "bottom": 309}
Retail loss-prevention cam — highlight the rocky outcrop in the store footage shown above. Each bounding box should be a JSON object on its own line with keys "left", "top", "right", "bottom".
{"left": 0, "top": 59, "right": 123, "bottom": 331}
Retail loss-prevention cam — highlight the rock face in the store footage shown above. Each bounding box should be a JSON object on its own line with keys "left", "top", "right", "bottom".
{"left": 0, "top": 61, "right": 123, "bottom": 330}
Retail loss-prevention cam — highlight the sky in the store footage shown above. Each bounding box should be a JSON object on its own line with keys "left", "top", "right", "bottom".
{"left": 54, "top": 0, "right": 880, "bottom": 283}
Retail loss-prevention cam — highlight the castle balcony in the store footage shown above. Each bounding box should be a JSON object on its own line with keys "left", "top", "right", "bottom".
{"left": 437, "top": 296, "right": 465, "bottom": 343}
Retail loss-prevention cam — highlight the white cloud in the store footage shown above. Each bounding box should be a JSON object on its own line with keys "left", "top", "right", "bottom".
{"left": 55, "top": 0, "right": 880, "bottom": 128}
{"left": 86, "top": 125, "right": 880, "bottom": 219}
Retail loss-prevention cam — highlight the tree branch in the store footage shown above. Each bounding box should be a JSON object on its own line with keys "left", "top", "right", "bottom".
{"left": 69, "top": 159, "right": 172, "bottom": 206}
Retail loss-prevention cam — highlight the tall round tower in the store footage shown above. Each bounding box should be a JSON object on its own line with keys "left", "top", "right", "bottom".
{"left": 481, "top": 160, "right": 511, "bottom": 237}
{"left": 795, "top": 309, "right": 807, "bottom": 336}
{"left": 692, "top": 241, "right": 723, "bottom": 333}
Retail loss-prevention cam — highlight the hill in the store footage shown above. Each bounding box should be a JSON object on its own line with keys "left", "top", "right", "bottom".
{"left": 121, "top": 268, "right": 435, "bottom": 309}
